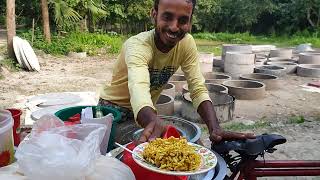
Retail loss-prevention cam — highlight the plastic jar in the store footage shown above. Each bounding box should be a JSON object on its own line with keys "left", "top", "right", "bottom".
{"left": 0, "top": 110, "right": 14, "bottom": 167}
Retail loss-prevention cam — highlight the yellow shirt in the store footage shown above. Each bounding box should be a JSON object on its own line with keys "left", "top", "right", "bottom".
{"left": 100, "top": 29, "right": 211, "bottom": 119}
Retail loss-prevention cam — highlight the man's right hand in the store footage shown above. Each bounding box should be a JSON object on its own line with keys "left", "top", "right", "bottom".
{"left": 136, "top": 106, "right": 165, "bottom": 143}
{"left": 138, "top": 117, "right": 165, "bottom": 143}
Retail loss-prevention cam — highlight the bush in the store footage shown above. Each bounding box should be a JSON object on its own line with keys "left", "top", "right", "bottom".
{"left": 18, "top": 29, "right": 124, "bottom": 56}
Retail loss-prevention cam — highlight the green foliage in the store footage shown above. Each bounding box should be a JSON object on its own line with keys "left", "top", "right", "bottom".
{"left": 49, "top": 0, "right": 82, "bottom": 31}
{"left": 0, "top": 57, "right": 22, "bottom": 72}
{"left": 193, "top": 31, "right": 320, "bottom": 48}
{"left": 288, "top": 115, "right": 305, "bottom": 124}
{"left": 19, "top": 29, "right": 123, "bottom": 55}
{"left": 0, "top": 14, "right": 5, "bottom": 26}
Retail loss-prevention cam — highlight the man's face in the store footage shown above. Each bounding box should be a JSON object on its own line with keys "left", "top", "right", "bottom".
{"left": 153, "top": 0, "right": 193, "bottom": 50}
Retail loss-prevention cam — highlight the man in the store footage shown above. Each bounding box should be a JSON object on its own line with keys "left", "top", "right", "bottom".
{"left": 99, "top": 0, "right": 254, "bottom": 145}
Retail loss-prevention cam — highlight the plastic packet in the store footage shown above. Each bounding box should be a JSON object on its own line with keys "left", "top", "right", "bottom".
{"left": 15, "top": 115, "right": 107, "bottom": 180}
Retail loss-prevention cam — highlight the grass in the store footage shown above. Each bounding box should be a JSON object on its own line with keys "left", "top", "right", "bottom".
{"left": 287, "top": 115, "right": 305, "bottom": 124}
{"left": 0, "top": 57, "right": 21, "bottom": 72}
{"left": 193, "top": 31, "right": 320, "bottom": 56}
{"left": 222, "top": 121, "right": 270, "bottom": 132}
{"left": 17, "top": 29, "right": 124, "bottom": 56}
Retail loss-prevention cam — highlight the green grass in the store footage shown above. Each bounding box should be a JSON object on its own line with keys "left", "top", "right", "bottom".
{"left": 18, "top": 29, "right": 124, "bottom": 56}
{"left": 222, "top": 121, "right": 270, "bottom": 132}
{"left": 193, "top": 31, "right": 320, "bottom": 56}
{"left": 0, "top": 57, "right": 21, "bottom": 72}
{"left": 287, "top": 115, "right": 305, "bottom": 124}
{"left": 193, "top": 32, "right": 320, "bottom": 47}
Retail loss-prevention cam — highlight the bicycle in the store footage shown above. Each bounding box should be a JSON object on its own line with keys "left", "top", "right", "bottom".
{"left": 212, "top": 134, "right": 320, "bottom": 179}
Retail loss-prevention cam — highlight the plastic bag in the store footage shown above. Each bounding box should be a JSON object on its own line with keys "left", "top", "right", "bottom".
{"left": 0, "top": 156, "right": 136, "bottom": 180}
{"left": 81, "top": 111, "right": 114, "bottom": 155}
{"left": 15, "top": 115, "right": 107, "bottom": 180}
{"left": 86, "top": 156, "right": 135, "bottom": 180}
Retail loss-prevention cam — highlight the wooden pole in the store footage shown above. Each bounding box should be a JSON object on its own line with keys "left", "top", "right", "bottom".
{"left": 6, "top": 0, "right": 16, "bottom": 58}
{"left": 32, "top": 18, "right": 35, "bottom": 45}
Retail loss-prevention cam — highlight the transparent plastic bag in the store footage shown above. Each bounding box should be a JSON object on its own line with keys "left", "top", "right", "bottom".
{"left": 15, "top": 115, "right": 107, "bottom": 180}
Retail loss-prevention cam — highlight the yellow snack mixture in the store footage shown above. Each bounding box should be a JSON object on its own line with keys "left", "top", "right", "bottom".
{"left": 142, "top": 137, "right": 201, "bottom": 171}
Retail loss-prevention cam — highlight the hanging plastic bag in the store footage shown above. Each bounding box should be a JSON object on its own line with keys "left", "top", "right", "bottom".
{"left": 15, "top": 115, "right": 106, "bottom": 180}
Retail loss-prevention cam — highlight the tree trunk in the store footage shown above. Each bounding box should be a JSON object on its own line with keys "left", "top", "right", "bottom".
{"left": 6, "top": 0, "right": 16, "bottom": 58}
{"left": 41, "top": 0, "right": 51, "bottom": 43}
{"left": 88, "top": 12, "right": 94, "bottom": 33}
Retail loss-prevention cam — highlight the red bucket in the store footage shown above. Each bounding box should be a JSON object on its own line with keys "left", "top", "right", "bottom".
{"left": 6, "top": 109, "right": 22, "bottom": 146}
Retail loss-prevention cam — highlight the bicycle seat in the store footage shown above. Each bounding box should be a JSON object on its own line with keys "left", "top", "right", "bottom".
{"left": 212, "top": 134, "right": 286, "bottom": 156}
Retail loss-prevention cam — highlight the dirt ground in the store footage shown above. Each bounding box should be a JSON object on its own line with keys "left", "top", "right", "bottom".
{"left": 1, "top": 34, "right": 320, "bottom": 179}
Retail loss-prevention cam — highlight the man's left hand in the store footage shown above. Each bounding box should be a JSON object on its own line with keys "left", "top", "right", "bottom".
{"left": 209, "top": 126, "right": 255, "bottom": 143}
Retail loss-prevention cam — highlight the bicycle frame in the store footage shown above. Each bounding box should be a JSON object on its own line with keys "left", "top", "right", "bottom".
{"left": 231, "top": 159, "right": 320, "bottom": 180}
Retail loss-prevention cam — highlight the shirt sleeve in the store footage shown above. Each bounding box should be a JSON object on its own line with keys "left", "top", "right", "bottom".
{"left": 124, "top": 38, "right": 156, "bottom": 120}
{"left": 180, "top": 35, "right": 212, "bottom": 109}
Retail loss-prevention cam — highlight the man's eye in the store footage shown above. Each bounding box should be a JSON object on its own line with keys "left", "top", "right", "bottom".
{"left": 179, "top": 19, "right": 188, "bottom": 25}
{"left": 162, "top": 14, "right": 172, "bottom": 21}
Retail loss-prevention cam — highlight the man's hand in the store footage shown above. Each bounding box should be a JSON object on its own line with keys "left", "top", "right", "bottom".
{"left": 136, "top": 106, "right": 165, "bottom": 143}
{"left": 197, "top": 100, "right": 255, "bottom": 143}
{"left": 138, "top": 117, "right": 165, "bottom": 143}
{"left": 209, "top": 126, "right": 255, "bottom": 143}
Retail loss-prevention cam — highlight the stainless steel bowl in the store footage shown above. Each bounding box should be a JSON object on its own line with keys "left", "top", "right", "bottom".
{"left": 159, "top": 115, "right": 201, "bottom": 143}
{"left": 131, "top": 115, "right": 201, "bottom": 143}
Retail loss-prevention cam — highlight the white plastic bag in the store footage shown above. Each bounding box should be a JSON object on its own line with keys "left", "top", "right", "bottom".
{"left": 86, "top": 156, "right": 135, "bottom": 180}
{"left": 15, "top": 115, "right": 107, "bottom": 180}
{"left": 81, "top": 111, "right": 113, "bottom": 155}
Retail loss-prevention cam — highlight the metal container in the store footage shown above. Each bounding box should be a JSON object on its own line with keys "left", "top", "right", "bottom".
{"left": 131, "top": 115, "right": 201, "bottom": 143}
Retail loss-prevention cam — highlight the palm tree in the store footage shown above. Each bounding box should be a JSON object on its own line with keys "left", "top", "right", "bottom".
{"left": 49, "top": 0, "right": 81, "bottom": 33}
{"left": 78, "top": 0, "right": 108, "bottom": 32}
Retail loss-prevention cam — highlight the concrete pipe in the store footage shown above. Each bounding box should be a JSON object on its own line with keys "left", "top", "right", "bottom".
{"left": 239, "top": 73, "right": 280, "bottom": 90}
{"left": 254, "top": 65, "right": 287, "bottom": 77}
{"left": 297, "top": 64, "right": 320, "bottom": 78}
{"left": 182, "top": 83, "right": 228, "bottom": 94}
{"left": 251, "top": 45, "right": 276, "bottom": 53}
{"left": 156, "top": 94, "right": 174, "bottom": 116}
{"left": 269, "top": 48, "right": 293, "bottom": 58}
{"left": 255, "top": 58, "right": 268, "bottom": 66}
{"left": 199, "top": 52, "right": 214, "bottom": 73}
{"left": 225, "top": 52, "right": 255, "bottom": 65}
{"left": 203, "top": 73, "right": 232, "bottom": 84}
{"left": 169, "top": 74, "right": 187, "bottom": 94}
{"left": 265, "top": 62, "right": 298, "bottom": 74}
{"left": 298, "top": 53, "right": 320, "bottom": 64}
{"left": 221, "top": 44, "right": 252, "bottom": 69}
{"left": 181, "top": 92, "right": 235, "bottom": 123}
{"left": 213, "top": 56, "right": 222, "bottom": 67}
{"left": 175, "top": 67, "right": 184, "bottom": 75}
{"left": 268, "top": 57, "right": 297, "bottom": 63}
{"left": 162, "top": 83, "right": 175, "bottom": 97}
{"left": 222, "top": 80, "right": 266, "bottom": 100}
{"left": 224, "top": 52, "right": 255, "bottom": 78}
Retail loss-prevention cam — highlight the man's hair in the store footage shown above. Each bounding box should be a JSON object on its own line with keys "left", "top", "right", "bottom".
{"left": 153, "top": 0, "right": 197, "bottom": 13}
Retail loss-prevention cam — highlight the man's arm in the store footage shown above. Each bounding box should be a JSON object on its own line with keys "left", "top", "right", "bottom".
{"left": 137, "top": 107, "right": 165, "bottom": 143}
{"left": 124, "top": 37, "right": 166, "bottom": 143}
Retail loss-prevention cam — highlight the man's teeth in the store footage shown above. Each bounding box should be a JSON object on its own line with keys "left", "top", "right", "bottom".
{"left": 167, "top": 33, "right": 177, "bottom": 39}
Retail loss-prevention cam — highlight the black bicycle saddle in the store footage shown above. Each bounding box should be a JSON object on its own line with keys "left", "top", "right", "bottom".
{"left": 212, "top": 134, "right": 287, "bottom": 156}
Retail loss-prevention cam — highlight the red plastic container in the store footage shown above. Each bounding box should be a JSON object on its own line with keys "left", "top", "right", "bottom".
{"left": 6, "top": 109, "right": 22, "bottom": 146}
{"left": 122, "top": 126, "right": 187, "bottom": 180}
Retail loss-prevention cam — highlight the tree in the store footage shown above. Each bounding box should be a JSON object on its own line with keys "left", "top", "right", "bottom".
{"left": 6, "top": 0, "right": 15, "bottom": 58}
{"left": 41, "top": 0, "right": 51, "bottom": 42}
{"left": 49, "top": 0, "right": 81, "bottom": 32}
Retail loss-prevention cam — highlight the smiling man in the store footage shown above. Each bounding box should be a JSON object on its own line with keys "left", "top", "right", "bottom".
{"left": 99, "top": 0, "right": 254, "bottom": 145}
